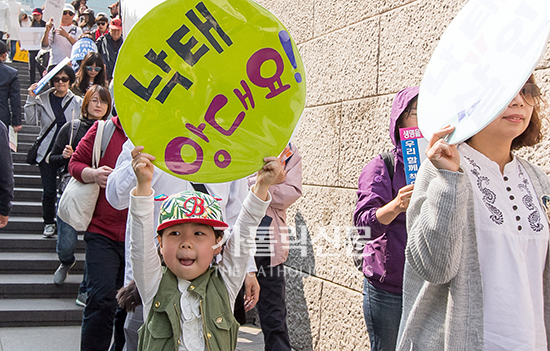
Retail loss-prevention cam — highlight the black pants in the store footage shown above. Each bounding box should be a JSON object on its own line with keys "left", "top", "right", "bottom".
{"left": 81, "top": 232, "right": 126, "bottom": 351}
{"left": 38, "top": 160, "right": 57, "bottom": 224}
{"left": 255, "top": 254, "right": 291, "bottom": 351}
{"left": 28, "top": 50, "right": 45, "bottom": 84}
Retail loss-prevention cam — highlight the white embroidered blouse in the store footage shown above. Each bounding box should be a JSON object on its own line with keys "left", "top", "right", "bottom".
{"left": 459, "top": 143, "right": 549, "bottom": 351}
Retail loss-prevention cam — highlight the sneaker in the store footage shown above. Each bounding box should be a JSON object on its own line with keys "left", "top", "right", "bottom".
{"left": 43, "top": 223, "right": 57, "bottom": 238}
{"left": 76, "top": 292, "right": 87, "bottom": 307}
{"left": 54, "top": 262, "right": 75, "bottom": 285}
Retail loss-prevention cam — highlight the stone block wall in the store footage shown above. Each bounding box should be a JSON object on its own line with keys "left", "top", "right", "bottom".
{"left": 253, "top": 0, "right": 550, "bottom": 350}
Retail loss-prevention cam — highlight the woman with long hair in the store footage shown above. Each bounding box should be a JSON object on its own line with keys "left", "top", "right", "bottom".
{"left": 72, "top": 52, "right": 107, "bottom": 97}
{"left": 397, "top": 74, "right": 550, "bottom": 350}
{"left": 79, "top": 8, "right": 95, "bottom": 33}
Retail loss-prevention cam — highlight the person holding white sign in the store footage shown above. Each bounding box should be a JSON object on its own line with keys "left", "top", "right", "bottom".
{"left": 398, "top": 74, "right": 550, "bottom": 350}
{"left": 24, "top": 65, "right": 82, "bottom": 238}
{"left": 41, "top": 3, "right": 82, "bottom": 69}
{"left": 28, "top": 8, "right": 46, "bottom": 83}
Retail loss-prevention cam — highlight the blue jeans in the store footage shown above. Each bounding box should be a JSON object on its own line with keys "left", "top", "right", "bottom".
{"left": 81, "top": 232, "right": 125, "bottom": 351}
{"left": 9, "top": 40, "right": 16, "bottom": 60}
{"left": 56, "top": 216, "right": 87, "bottom": 293}
{"left": 362, "top": 278, "right": 402, "bottom": 351}
{"left": 56, "top": 216, "right": 79, "bottom": 265}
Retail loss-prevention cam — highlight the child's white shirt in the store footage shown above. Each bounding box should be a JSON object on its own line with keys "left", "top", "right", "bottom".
{"left": 129, "top": 188, "right": 271, "bottom": 350}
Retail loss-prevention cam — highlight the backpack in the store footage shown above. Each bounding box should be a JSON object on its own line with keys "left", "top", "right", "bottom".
{"left": 349, "top": 152, "right": 395, "bottom": 271}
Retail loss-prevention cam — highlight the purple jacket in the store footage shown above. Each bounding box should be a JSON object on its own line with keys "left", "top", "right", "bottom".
{"left": 353, "top": 86, "right": 419, "bottom": 294}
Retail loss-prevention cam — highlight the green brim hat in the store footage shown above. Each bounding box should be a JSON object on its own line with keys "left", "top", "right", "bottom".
{"left": 157, "top": 190, "right": 228, "bottom": 232}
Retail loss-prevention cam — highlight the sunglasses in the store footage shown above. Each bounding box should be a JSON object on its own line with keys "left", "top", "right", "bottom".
{"left": 63, "top": 11, "right": 74, "bottom": 15}
{"left": 519, "top": 83, "right": 541, "bottom": 107}
{"left": 52, "top": 76, "right": 70, "bottom": 83}
{"left": 97, "top": 22, "right": 106, "bottom": 26}
{"left": 86, "top": 66, "right": 102, "bottom": 73}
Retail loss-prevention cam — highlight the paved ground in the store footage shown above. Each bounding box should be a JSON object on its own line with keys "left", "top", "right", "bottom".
{"left": 0, "top": 324, "right": 265, "bottom": 351}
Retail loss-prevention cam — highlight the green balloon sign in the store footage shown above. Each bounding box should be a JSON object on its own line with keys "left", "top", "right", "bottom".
{"left": 114, "top": 0, "right": 306, "bottom": 183}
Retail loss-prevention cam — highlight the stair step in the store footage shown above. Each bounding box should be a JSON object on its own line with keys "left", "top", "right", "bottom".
{"left": 14, "top": 142, "right": 33, "bottom": 153}
{"left": 12, "top": 152, "right": 32, "bottom": 164}
{"left": 13, "top": 133, "right": 38, "bottom": 143}
{"left": 0, "top": 252, "right": 85, "bottom": 274}
{"left": 14, "top": 174, "right": 43, "bottom": 187}
{"left": 0, "top": 274, "right": 83, "bottom": 299}
{"left": 13, "top": 162, "right": 41, "bottom": 175}
{"left": 2, "top": 61, "right": 86, "bottom": 331}
{"left": 13, "top": 187, "right": 43, "bottom": 201}
{"left": 0, "top": 298, "right": 83, "bottom": 327}
{"left": 0, "top": 216, "right": 44, "bottom": 234}
{"left": 10, "top": 201, "right": 43, "bottom": 217}
{"left": 18, "top": 124, "right": 41, "bottom": 135}
{"left": 0, "top": 233, "right": 85, "bottom": 253}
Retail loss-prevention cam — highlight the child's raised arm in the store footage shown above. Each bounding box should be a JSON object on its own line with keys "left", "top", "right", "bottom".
{"left": 252, "top": 156, "right": 284, "bottom": 201}
{"left": 130, "top": 146, "right": 156, "bottom": 197}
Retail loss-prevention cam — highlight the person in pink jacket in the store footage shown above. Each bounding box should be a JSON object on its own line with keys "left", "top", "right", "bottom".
{"left": 247, "top": 142, "right": 302, "bottom": 351}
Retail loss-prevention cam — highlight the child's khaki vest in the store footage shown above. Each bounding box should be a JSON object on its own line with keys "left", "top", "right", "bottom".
{"left": 138, "top": 266, "right": 240, "bottom": 351}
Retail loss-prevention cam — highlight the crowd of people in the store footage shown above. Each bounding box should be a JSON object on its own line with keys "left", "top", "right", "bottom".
{"left": 2, "top": 1, "right": 550, "bottom": 351}
{"left": 0, "top": 3, "right": 303, "bottom": 351}
{"left": 0, "top": 0, "right": 121, "bottom": 84}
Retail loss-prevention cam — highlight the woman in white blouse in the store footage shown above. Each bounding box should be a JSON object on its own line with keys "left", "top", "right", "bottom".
{"left": 397, "top": 74, "right": 550, "bottom": 351}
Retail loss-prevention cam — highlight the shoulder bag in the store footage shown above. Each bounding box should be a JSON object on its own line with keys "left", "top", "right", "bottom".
{"left": 57, "top": 119, "right": 81, "bottom": 194}
{"left": 57, "top": 120, "right": 106, "bottom": 232}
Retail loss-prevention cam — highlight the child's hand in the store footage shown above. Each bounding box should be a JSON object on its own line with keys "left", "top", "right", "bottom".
{"left": 131, "top": 146, "right": 155, "bottom": 196}
{"left": 252, "top": 156, "right": 284, "bottom": 201}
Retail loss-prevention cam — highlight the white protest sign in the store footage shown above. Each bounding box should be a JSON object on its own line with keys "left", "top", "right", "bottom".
{"left": 417, "top": 0, "right": 550, "bottom": 144}
{"left": 121, "top": 0, "right": 166, "bottom": 36}
{"left": 44, "top": 0, "right": 64, "bottom": 28}
{"left": 19, "top": 28, "right": 46, "bottom": 51}
{"left": 33, "top": 57, "right": 71, "bottom": 94}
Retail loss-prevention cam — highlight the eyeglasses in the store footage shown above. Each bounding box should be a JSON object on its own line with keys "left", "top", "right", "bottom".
{"left": 63, "top": 11, "right": 74, "bottom": 16}
{"left": 519, "top": 83, "right": 541, "bottom": 107}
{"left": 86, "top": 66, "right": 102, "bottom": 73}
{"left": 90, "top": 98, "right": 108, "bottom": 105}
{"left": 405, "top": 108, "right": 417, "bottom": 119}
{"left": 52, "top": 76, "right": 70, "bottom": 83}
{"left": 97, "top": 22, "right": 106, "bottom": 26}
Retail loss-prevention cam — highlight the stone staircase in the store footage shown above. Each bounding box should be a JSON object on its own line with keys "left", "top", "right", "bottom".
{"left": 0, "top": 61, "right": 85, "bottom": 328}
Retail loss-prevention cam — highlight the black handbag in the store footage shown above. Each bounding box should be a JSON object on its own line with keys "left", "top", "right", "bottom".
{"left": 26, "top": 119, "right": 57, "bottom": 165}
{"left": 26, "top": 97, "right": 74, "bottom": 165}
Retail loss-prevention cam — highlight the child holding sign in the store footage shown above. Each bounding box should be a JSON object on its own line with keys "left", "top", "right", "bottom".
{"left": 129, "top": 146, "right": 283, "bottom": 350}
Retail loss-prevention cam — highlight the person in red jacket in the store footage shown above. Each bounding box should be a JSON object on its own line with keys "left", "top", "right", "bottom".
{"left": 68, "top": 116, "right": 128, "bottom": 351}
